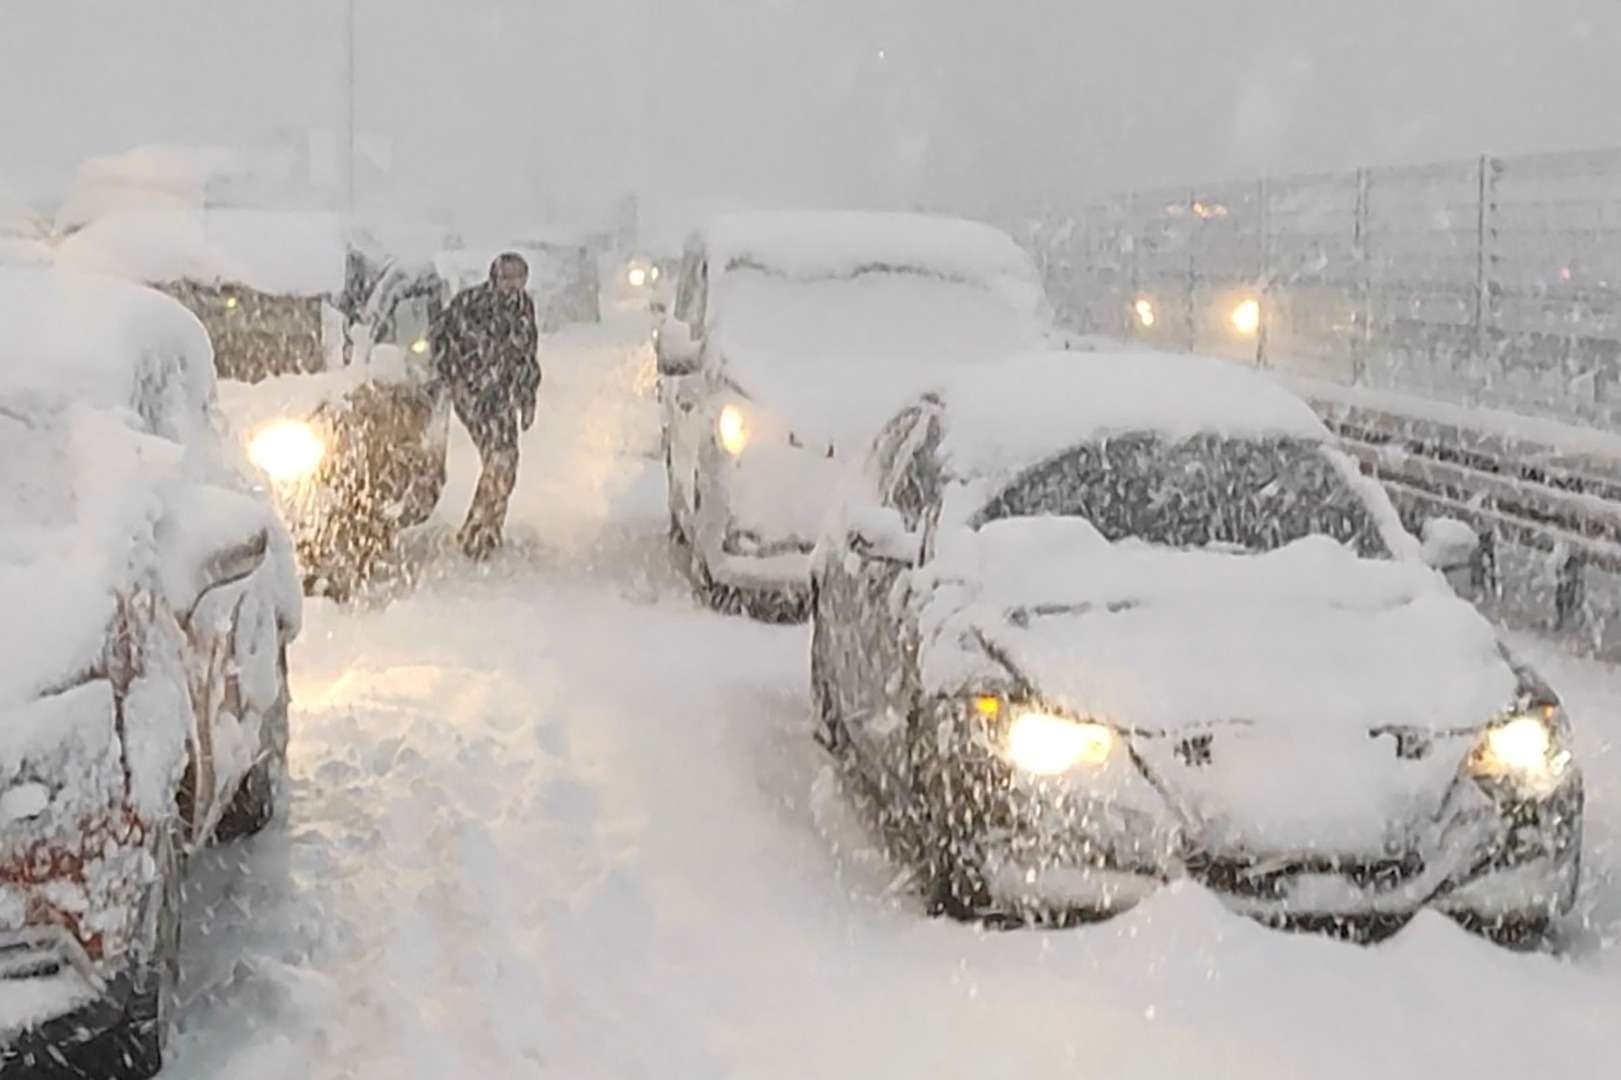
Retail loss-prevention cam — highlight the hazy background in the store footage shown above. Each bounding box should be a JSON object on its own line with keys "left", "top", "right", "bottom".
{"left": 3, "top": 0, "right": 1620, "bottom": 234}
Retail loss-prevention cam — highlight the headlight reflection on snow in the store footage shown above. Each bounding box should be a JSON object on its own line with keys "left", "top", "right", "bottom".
{"left": 248, "top": 419, "right": 326, "bottom": 484}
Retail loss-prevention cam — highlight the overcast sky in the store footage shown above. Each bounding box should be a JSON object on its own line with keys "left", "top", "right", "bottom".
{"left": 4, "top": 0, "right": 1620, "bottom": 234}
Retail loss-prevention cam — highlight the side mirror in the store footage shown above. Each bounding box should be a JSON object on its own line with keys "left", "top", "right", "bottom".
{"left": 846, "top": 505, "right": 921, "bottom": 566}
{"left": 656, "top": 318, "right": 702, "bottom": 377}
{"left": 1421, "top": 516, "right": 1481, "bottom": 571}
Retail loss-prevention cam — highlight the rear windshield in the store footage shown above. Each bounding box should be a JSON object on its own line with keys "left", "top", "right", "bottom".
{"left": 974, "top": 432, "right": 1387, "bottom": 557}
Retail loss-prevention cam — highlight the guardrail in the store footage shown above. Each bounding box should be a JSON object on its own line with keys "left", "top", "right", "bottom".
{"left": 1020, "top": 145, "right": 1621, "bottom": 431}
{"left": 1284, "top": 377, "right": 1621, "bottom": 656}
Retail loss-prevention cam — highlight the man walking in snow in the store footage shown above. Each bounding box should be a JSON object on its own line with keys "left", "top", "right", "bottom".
{"left": 428, "top": 252, "right": 541, "bottom": 559}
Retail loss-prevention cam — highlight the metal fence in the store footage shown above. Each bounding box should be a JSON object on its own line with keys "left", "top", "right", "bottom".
{"left": 1023, "top": 147, "right": 1621, "bottom": 428}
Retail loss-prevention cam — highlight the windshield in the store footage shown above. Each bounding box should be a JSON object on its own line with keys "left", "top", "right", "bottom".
{"left": 975, "top": 433, "right": 1387, "bottom": 557}
{"left": 712, "top": 266, "right": 1036, "bottom": 365}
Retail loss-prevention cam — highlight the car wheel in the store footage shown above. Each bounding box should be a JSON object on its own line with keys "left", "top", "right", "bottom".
{"left": 214, "top": 645, "right": 288, "bottom": 843}
{"left": 119, "top": 826, "right": 182, "bottom": 1077}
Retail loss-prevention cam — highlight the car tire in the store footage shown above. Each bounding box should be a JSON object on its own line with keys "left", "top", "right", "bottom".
{"left": 120, "top": 826, "right": 182, "bottom": 1078}
{"left": 214, "top": 645, "right": 289, "bottom": 844}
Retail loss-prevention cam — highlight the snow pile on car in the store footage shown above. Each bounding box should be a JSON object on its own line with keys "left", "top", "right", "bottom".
{"left": 704, "top": 210, "right": 1041, "bottom": 289}
{"left": 936, "top": 349, "right": 1330, "bottom": 486}
{"left": 0, "top": 268, "right": 296, "bottom": 707}
{"left": 57, "top": 208, "right": 348, "bottom": 297}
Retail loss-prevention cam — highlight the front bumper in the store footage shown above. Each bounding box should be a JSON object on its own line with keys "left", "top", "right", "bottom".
{"left": 0, "top": 968, "right": 145, "bottom": 1079}
{"left": 932, "top": 742, "right": 1583, "bottom": 929}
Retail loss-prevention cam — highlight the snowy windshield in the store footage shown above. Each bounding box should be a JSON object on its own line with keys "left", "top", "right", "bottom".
{"left": 975, "top": 434, "right": 1388, "bottom": 557}
{"left": 712, "top": 265, "right": 1034, "bottom": 365}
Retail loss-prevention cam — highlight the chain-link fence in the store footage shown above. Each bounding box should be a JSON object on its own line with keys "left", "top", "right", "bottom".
{"left": 1022, "top": 147, "right": 1621, "bottom": 427}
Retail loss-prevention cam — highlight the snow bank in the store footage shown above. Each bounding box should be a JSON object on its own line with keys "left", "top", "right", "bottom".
{"left": 57, "top": 209, "right": 348, "bottom": 297}
{"left": 704, "top": 210, "right": 1040, "bottom": 288}
{"left": 937, "top": 349, "right": 1330, "bottom": 484}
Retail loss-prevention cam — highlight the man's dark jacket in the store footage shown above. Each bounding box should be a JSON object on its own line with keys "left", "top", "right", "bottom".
{"left": 429, "top": 265, "right": 541, "bottom": 451}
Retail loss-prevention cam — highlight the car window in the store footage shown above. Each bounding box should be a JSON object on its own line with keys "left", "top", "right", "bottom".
{"left": 974, "top": 433, "right": 1387, "bottom": 557}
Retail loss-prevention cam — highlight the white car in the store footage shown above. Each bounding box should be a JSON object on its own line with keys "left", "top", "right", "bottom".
{"left": 811, "top": 349, "right": 1582, "bottom": 942}
{"left": 655, "top": 210, "right": 1051, "bottom": 618}
{"left": 0, "top": 268, "right": 301, "bottom": 1077}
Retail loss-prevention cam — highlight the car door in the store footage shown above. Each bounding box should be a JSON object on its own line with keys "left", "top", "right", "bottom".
{"left": 820, "top": 405, "right": 941, "bottom": 784}
{"left": 663, "top": 249, "right": 711, "bottom": 525}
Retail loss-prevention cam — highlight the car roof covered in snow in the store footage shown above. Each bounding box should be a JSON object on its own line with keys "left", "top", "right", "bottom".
{"left": 57, "top": 208, "right": 349, "bottom": 296}
{"left": 700, "top": 210, "right": 1040, "bottom": 286}
{"left": 0, "top": 266, "right": 216, "bottom": 440}
{"left": 935, "top": 349, "right": 1331, "bottom": 481}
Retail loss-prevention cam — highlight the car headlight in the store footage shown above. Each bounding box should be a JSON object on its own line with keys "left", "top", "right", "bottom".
{"left": 248, "top": 419, "right": 325, "bottom": 484}
{"left": 1230, "top": 297, "right": 1261, "bottom": 336}
{"left": 628, "top": 266, "right": 649, "bottom": 288}
{"left": 410, "top": 337, "right": 430, "bottom": 355}
{"left": 974, "top": 696, "right": 1116, "bottom": 775}
{"left": 1467, "top": 706, "right": 1573, "bottom": 796}
{"left": 717, "top": 403, "right": 748, "bottom": 456}
{"left": 1132, "top": 297, "right": 1156, "bottom": 328}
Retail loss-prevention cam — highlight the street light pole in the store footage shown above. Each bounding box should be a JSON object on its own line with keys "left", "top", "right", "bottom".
{"left": 344, "top": 0, "right": 357, "bottom": 214}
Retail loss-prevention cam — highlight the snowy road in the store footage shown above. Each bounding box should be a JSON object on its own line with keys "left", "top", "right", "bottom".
{"left": 162, "top": 310, "right": 1621, "bottom": 1079}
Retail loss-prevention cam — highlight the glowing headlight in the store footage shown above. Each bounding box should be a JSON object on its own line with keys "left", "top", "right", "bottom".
{"left": 1132, "top": 297, "right": 1156, "bottom": 328}
{"left": 1230, "top": 297, "right": 1261, "bottom": 336}
{"left": 650, "top": 265, "right": 661, "bottom": 282}
{"left": 628, "top": 266, "right": 649, "bottom": 288}
{"left": 248, "top": 419, "right": 325, "bottom": 484}
{"left": 1468, "top": 707, "right": 1572, "bottom": 794}
{"left": 225, "top": 296, "right": 240, "bottom": 310}
{"left": 717, "top": 404, "right": 748, "bottom": 456}
{"left": 410, "top": 337, "right": 430, "bottom": 355}
{"left": 1005, "top": 710, "right": 1116, "bottom": 775}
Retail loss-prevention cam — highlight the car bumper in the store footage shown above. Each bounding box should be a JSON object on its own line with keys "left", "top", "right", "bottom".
{"left": 0, "top": 969, "right": 144, "bottom": 1079}
{"left": 951, "top": 754, "right": 1583, "bottom": 927}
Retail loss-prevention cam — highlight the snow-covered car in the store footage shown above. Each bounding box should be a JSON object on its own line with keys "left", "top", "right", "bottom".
{"left": 0, "top": 268, "right": 301, "bottom": 1076}
{"left": 59, "top": 209, "right": 452, "bottom": 599}
{"left": 656, "top": 211, "right": 1051, "bottom": 617}
{"left": 810, "top": 349, "right": 1583, "bottom": 942}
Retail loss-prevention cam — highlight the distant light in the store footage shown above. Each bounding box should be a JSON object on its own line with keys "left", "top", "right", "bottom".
{"left": 1560, "top": 266, "right": 1574, "bottom": 282}
{"left": 1230, "top": 297, "right": 1262, "bottom": 336}
{"left": 877, "top": 48, "right": 888, "bottom": 60}
{"left": 628, "top": 266, "right": 648, "bottom": 288}
{"left": 410, "top": 337, "right": 429, "bottom": 355}
{"left": 225, "top": 296, "right": 240, "bottom": 310}
{"left": 1132, "top": 297, "right": 1157, "bottom": 328}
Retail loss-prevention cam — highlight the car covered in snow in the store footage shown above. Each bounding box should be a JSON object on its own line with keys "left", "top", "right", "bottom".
{"left": 58, "top": 209, "right": 453, "bottom": 599}
{"left": 810, "top": 349, "right": 1583, "bottom": 942}
{"left": 656, "top": 211, "right": 1051, "bottom": 617}
{"left": 0, "top": 267, "right": 301, "bottom": 1076}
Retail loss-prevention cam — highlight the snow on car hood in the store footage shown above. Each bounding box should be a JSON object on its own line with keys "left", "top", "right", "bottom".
{"left": 922, "top": 520, "right": 1517, "bottom": 734}
{"left": 916, "top": 522, "right": 1522, "bottom": 851}
{"left": 708, "top": 268, "right": 1045, "bottom": 444}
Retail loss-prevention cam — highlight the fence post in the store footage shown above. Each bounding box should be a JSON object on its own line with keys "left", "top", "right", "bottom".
{"left": 1555, "top": 547, "right": 1586, "bottom": 633}
{"left": 1473, "top": 155, "right": 1499, "bottom": 366}
{"left": 1256, "top": 177, "right": 1270, "bottom": 368}
{"left": 1352, "top": 167, "right": 1371, "bottom": 384}
{"left": 1185, "top": 188, "right": 1198, "bottom": 350}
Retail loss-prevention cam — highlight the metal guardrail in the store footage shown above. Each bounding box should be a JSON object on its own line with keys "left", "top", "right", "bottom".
{"left": 1289, "top": 380, "right": 1621, "bottom": 650}
{"left": 1020, "top": 145, "right": 1621, "bottom": 429}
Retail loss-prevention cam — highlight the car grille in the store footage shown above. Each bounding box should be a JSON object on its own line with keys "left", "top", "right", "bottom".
{"left": 1185, "top": 850, "right": 1426, "bottom": 901}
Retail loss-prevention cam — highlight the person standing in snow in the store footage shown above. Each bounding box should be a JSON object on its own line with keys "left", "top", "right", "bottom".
{"left": 428, "top": 252, "right": 541, "bottom": 559}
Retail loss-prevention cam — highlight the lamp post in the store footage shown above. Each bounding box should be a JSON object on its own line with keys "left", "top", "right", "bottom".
{"left": 344, "top": 0, "right": 357, "bottom": 214}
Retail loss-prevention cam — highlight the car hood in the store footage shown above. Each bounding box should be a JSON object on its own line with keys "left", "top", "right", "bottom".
{"left": 917, "top": 524, "right": 1523, "bottom": 851}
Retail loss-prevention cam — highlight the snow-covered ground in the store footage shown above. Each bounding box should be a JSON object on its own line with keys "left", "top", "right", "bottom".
{"left": 161, "top": 307, "right": 1621, "bottom": 1079}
